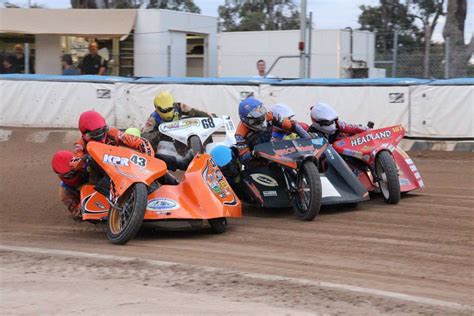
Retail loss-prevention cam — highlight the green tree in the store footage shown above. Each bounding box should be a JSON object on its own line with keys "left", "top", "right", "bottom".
{"left": 407, "top": 0, "right": 445, "bottom": 77}
{"left": 218, "top": 0, "right": 300, "bottom": 32}
{"left": 358, "top": 1, "right": 422, "bottom": 54}
{"left": 443, "top": 0, "right": 473, "bottom": 77}
{"left": 148, "top": 0, "right": 200, "bottom": 13}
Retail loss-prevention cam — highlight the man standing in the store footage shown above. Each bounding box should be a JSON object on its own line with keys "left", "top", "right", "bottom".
{"left": 12, "top": 44, "right": 34, "bottom": 73}
{"left": 253, "top": 59, "right": 275, "bottom": 79}
{"left": 78, "top": 42, "right": 107, "bottom": 75}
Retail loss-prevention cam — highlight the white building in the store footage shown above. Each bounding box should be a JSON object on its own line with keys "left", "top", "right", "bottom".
{"left": 218, "top": 29, "right": 385, "bottom": 78}
{"left": 0, "top": 8, "right": 217, "bottom": 77}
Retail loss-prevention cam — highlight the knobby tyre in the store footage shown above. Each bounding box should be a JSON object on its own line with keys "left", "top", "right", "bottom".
{"left": 375, "top": 150, "right": 401, "bottom": 204}
{"left": 293, "top": 161, "right": 322, "bottom": 221}
{"left": 106, "top": 183, "right": 147, "bottom": 245}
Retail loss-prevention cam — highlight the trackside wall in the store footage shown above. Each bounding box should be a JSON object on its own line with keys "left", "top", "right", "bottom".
{"left": 0, "top": 75, "right": 472, "bottom": 139}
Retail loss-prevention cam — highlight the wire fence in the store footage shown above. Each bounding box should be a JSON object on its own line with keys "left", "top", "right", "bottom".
{"left": 373, "top": 31, "right": 473, "bottom": 79}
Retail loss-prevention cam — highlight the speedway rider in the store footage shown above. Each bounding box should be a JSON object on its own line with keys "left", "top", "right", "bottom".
{"left": 141, "top": 91, "right": 212, "bottom": 170}
{"left": 308, "top": 102, "right": 369, "bottom": 143}
{"left": 70, "top": 110, "right": 155, "bottom": 182}
{"left": 52, "top": 150, "right": 88, "bottom": 221}
{"left": 235, "top": 97, "right": 305, "bottom": 164}
{"left": 270, "top": 103, "right": 309, "bottom": 141}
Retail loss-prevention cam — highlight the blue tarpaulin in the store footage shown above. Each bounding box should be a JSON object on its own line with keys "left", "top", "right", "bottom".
{"left": 1, "top": 74, "right": 472, "bottom": 86}
{"left": 0, "top": 74, "right": 134, "bottom": 83}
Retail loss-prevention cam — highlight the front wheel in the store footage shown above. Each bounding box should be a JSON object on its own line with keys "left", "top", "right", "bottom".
{"left": 375, "top": 151, "right": 401, "bottom": 204}
{"left": 106, "top": 183, "right": 147, "bottom": 245}
{"left": 189, "top": 135, "right": 204, "bottom": 155}
{"left": 293, "top": 161, "right": 322, "bottom": 221}
{"left": 208, "top": 217, "right": 228, "bottom": 233}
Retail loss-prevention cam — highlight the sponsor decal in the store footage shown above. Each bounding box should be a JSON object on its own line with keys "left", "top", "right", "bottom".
{"left": 418, "top": 179, "right": 425, "bottom": 187}
{"left": 250, "top": 173, "right": 279, "bottom": 187}
{"left": 335, "top": 140, "right": 345, "bottom": 147}
{"left": 399, "top": 178, "right": 411, "bottom": 185}
{"left": 263, "top": 190, "right": 277, "bottom": 197}
{"left": 342, "top": 148, "right": 362, "bottom": 159}
{"left": 94, "top": 201, "right": 107, "bottom": 209}
{"left": 147, "top": 198, "right": 179, "bottom": 213}
{"left": 405, "top": 159, "right": 413, "bottom": 164}
{"left": 103, "top": 154, "right": 129, "bottom": 166}
{"left": 274, "top": 147, "right": 296, "bottom": 156}
{"left": 203, "top": 159, "right": 237, "bottom": 205}
{"left": 296, "top": 145, "right": 314, "bottom": 152}
{"left": 96, "top": 89, "right": 111, "bottom": 99}
{"left": 414, "top": 172, "right": 421, "bottom": 179}
{"left": 312, "top": 138, "right": 325, "bottom": 146}
{"left": 161, "top": 119, "right": 200, "bottom": 132}
{"left": 389, "top": 92, "right": 404, "bottom": 103}
{"left": 351, "top": 130, "right": 392, "bottom": 147}
{"left": 409, "top": 165, "right": 417, "bottom": 172}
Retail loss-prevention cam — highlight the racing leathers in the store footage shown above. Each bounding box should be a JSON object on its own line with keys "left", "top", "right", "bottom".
{"left": 142, "top": 102, "right": 211, "bottom": 148}
{"left": 70, "top": 127, "right": 154, "bottom": 179}
{"left": 271, "top": 122, "right": 310, "bottom": 141}
{"left": 142, "top": 102, "right": 211, "bottom": 171}
{"left": 308, "top": 120, "right": 369, "bottom": 144}
{"left": 235, "top": 112, "right": 295, "bottom": 164}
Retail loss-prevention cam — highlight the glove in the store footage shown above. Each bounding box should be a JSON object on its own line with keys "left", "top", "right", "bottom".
{"left": 67, "top": 202, "right": 82, "bottom": 221}
{"left": 70, "top": 156, "right": 85, "bottom": 171}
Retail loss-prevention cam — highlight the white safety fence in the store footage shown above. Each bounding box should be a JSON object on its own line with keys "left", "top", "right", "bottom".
{"left": 0, "top": 79, "right": 472, "bottom": 138}
{"left": 0, "top": 80, "right": 116, "bottom": 128}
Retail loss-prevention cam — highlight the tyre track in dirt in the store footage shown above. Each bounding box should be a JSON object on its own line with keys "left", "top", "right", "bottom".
{"left": 1, "top": 128, "right": 473, "bottom": 314}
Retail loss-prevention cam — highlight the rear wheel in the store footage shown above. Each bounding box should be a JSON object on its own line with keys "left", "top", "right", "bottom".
{"left": 208, "top": 217, "right": 228, "bottom": 233}
{"left": 375, "top": 151, "right": 401, "bottom": 204}
{"left": 106, "top": 183, "right": 147, "bottom": 245}
{"left": 293, "top": 161, "right": 322, "bottom": 221}
{"left": 189, "top": 135, "right": 203, "bottom": 155}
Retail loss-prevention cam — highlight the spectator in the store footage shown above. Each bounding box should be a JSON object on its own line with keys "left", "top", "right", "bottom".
{"left": 78, "top": 42, "right": 107, "bottom": 75}
{"left": 2, "top": 55, "right": 19, "bottom": 74}
{"left": 0, "top": 53, "right": 5, "bottom": 73}
{"left": 12, "top": 44, "right": 34, "bottom": 74}
{"left": 62, "top": 54, "right": 80, "bottom": 75}
{"left": 253, "top": 59, "right": 275, "bottom": 79}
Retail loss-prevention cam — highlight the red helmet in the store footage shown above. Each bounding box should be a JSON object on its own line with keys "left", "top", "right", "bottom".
{"left": 51, "top": 150, "right": 82, "bottom": 187}
{"left": 78, "top": 110, "right": 108, "bottom": 143}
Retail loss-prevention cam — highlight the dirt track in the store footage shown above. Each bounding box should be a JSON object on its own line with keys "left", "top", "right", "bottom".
{"left": 1, "top": 128, "right": 473, "bottom": 315}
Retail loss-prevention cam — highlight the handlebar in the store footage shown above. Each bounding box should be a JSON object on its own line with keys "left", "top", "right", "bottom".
{"left": 294, "top": 123, "right": 311, "bottom": 139}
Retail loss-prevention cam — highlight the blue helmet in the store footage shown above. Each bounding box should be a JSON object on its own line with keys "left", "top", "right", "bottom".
{"left": 238, "top": 97, "right": 268, "bottom": 131}
{"left": 210, "top": 145, "right": 233, "bottom": 167}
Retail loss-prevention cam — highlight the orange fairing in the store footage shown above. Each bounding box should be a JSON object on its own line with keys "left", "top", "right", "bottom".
{"left": 87, "top": 142, "right": 167, "bottom": 197}
{"left": 144, "top": 154, "right": 242, "bottom": 220}
{"left": 80, "top": 184, "right": 110, "bottom": 221}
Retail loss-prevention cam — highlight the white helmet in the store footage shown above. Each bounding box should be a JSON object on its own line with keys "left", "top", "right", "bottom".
{"left": 310, "top": 102, "right": 338, "bottom": 135}
{"left": 270, "top": 103, "right": 295, "bottom": 120}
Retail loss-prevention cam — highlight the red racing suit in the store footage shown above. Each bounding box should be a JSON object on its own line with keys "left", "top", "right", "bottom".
{"left": 308, "top": 120, "right": 369, "bottom": 144}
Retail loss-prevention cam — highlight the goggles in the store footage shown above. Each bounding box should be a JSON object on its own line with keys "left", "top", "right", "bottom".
{"left": 84, "top": 126, "right": 108, "bottom": 142}
{"left": 157, "top": 106, "right": 174, "bottom": 114}
{"left": 316, "top": 119, "right": 336, "bottom": 127}
{"left": 59, "top": 170, "right": 77, "bottom": 179}
{"left": 247, "top": 116, "right": 265, "bottom": 126}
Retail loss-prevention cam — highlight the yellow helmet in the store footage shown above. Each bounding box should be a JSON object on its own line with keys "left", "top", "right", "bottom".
{"left": 154, "top": 91, "right": 175, "bottom": 121}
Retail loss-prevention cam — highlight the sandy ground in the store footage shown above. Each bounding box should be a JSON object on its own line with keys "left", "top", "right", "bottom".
{"left": 0, "top": 128, "right": 473, "bottom": 315}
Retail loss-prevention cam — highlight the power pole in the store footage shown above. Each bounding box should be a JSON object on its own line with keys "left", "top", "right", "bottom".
{"left": 299, "top": 0, "right": 307, "bottom": 78}
{"left": 392, "top": 30, "right": 399, "bottom": 77}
